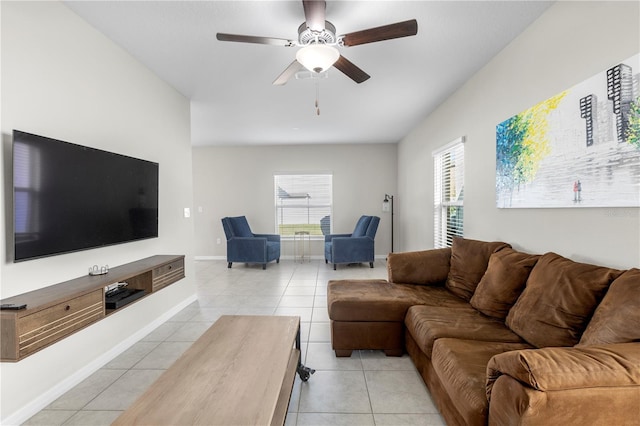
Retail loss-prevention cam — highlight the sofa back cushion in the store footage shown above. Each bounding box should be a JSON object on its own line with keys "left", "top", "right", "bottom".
{"left": 445, "top": 238, "right": 511, "bottom": 301}
{"left": 579, "top": 268, "right": 640, "bottom": 346}
{"left": 470, "top": 248, "right": 540, "bottom": 319}
{"left": 506, "top": 252, "right": 623, "bottom": 348}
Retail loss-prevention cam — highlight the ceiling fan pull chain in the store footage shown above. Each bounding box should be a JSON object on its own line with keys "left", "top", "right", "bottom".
{"left": 315, "top": 78, "right": 320, "bottom": 115}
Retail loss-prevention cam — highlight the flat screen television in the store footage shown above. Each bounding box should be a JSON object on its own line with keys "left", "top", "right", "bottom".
{"left": 13, "top": 130, "right": 159, "bottom": 262}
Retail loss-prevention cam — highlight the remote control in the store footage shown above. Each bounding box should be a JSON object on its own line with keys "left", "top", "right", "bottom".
{"left": 0, "top": 303, "right": 27, "bottom": 310}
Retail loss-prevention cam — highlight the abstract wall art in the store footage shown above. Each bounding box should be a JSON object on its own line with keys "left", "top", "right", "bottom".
{"left": 496, "top": 53, "right": 640, "bottom": 208}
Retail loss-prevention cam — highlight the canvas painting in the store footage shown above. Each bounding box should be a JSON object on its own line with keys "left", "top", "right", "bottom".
{"left": 496, "top": 53, "right": 640, "bottom": 208}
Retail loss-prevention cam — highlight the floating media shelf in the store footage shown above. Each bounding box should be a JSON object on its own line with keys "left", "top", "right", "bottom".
{"left": 0, "top": 255, "right": 185, "bottom": 362}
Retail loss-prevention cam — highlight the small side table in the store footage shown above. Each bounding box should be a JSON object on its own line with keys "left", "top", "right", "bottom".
{"left": 294, "top": 231, "right": 310, "bottom": 263}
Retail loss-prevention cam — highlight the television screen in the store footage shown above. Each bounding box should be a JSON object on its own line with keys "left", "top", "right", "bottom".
{"left": 13, "top": 130, "right": 159, "bottom": 262}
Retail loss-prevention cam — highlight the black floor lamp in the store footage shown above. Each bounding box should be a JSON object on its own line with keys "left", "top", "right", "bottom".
{"left": 382, "top": 194, "right": 394, "bottom": 253}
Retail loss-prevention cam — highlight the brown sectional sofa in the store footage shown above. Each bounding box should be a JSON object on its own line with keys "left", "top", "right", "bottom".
{"left": 327, "top": 238, "right": 640, "bottom": 425}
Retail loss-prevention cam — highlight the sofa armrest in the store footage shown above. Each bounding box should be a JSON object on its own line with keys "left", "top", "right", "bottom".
{"left": 488, "top": 373, "right": 639, "bottom": 426}
{"left": 386, "top": 248, "right": 451, "bottom": 285}
{"left": 486, "top": 343, "right": 640, "bottom": 401}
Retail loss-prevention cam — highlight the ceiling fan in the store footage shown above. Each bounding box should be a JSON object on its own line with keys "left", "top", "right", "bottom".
{"left": 216, "top": 0, "right": 418, "bottom": 86}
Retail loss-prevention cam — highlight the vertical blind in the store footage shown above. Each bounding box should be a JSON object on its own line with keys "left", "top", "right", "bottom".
{"left": 274, "top": 174, "right": 332, "bottom": 237}
{"left": 433, "top": 137, "right": 465, "bottom": 248}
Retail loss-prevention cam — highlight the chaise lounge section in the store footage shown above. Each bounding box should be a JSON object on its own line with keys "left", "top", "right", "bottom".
{"left": 327, "top": 237, "right": 640, "bottom": 425}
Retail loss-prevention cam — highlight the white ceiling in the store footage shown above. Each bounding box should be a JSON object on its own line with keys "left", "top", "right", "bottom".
{"left": 64, "top": 1, "right": 553, "bottom": 146}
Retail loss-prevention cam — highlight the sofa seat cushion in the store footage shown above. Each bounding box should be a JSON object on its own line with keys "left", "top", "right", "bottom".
{"left": 506, "top": 252, "right": 623, "bottom": 348}
{"left": 431, "top": 338, "right": 533, "bottom": 426}
{"left": 405, "top": 305, "right": 525, "bottom": 357}
{"left": 579, "top": 268, "right": 640, "bottom": 345}
{"left": 328, "top": 280, "right": 469, "bottom": 322}
{"left": 446, "top": 238, "right": 511, "bottom": 301}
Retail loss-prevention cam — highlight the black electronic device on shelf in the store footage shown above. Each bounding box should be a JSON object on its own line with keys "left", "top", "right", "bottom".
{"left": 105, "top": 288, "right": 146, "bottom": 310}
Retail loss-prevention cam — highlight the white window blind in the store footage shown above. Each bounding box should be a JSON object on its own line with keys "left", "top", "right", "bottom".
{"left": 274, "top": 174, "right": 332, "bottom": 237}
{"left": 433, "top": 137, "right": 465, "bottom": 248}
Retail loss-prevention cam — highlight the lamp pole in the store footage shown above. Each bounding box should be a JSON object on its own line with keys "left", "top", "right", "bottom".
{"left": 383, "top": 194, "right": 394, "bottom": 253}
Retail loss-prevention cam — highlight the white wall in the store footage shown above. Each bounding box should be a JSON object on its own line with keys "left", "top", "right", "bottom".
{"left": 398, "top": 1, "right": 640, "bottom": 270}
{"left": 192, "top": 143, "right": 397, "bottom": 260}
{"left": 0, "top": 2, "right": 195, "bottom": 422}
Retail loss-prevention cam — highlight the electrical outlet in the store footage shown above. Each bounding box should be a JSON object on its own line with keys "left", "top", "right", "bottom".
{"left": 216, "top": 238, "right": 221, "bottom": 244}
{"left": 184, "top": 208, "right": 191, "bottom": 218}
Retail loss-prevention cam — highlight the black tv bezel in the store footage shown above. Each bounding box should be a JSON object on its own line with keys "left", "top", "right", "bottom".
{"left": 12, "top": 130, "right": 159, "bottom": 262}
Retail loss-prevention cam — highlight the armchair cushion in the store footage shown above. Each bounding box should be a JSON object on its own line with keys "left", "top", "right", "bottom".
{"left": 227, "top": 216, "right": 253, "bottom": 237}
{"left": 254, "top": 233, "right": 280, "bottom": 242}
{"left": 324, "top": 233, "right": 351, "bottom": 242}
{"left": 352, "top": 215, "right": 372, "bottom": 237}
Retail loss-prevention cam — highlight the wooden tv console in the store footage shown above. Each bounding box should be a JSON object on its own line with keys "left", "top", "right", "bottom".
{"left": 0, "top": 255, "right": 185, "bottom": 362}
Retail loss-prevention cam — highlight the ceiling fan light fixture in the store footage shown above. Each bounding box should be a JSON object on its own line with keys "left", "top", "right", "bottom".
{"left": 296, "top": 44, "right": 339, "bottom": 73}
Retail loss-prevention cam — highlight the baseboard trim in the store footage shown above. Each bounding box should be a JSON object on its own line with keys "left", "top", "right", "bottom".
{"left": 3, "top": 294, "right": 197, "bottom": 426}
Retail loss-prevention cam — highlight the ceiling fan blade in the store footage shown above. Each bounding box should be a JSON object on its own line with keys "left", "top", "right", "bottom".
{"left": 302, "top": 0, "right": 326, "bottom": 32}
{"left": 340, "top": 19, "right": 418, "bottom": 47}
{"left": 273, "top": 60, "right": 304, "bottom": 86}
{"left": 216, "top": 33, "right": 295, "bottom": 47}
{"left": 333, "top": 55, "right": 370, "bottom": 84}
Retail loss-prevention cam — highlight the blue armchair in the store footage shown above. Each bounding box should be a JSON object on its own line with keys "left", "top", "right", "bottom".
{"left": 221, "top": 216, "right": 280, "bottom": 270}
{"left": 324, "top": 215, "right": 380, "bottom": 270}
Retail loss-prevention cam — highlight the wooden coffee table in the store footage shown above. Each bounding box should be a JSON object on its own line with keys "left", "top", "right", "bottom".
{"left": 113, "top": 315, "right": 313, "bottom": 425}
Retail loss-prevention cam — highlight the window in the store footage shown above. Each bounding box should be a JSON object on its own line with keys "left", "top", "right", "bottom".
{"left": 274, "top": 174, "right": 332, "bottom": 237}
{"left": 433, "top": 137, "right": 464, "bottom": 248}
{"left": 13, "top": 141, "right": 41, "bottom": 242}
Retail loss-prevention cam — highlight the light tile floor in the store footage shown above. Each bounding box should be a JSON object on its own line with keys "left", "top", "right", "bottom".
{"left": 24, "top": 259, "right": 445, "bottom": 426}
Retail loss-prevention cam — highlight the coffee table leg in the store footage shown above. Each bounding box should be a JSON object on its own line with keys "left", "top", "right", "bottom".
{"left": 296, "top": 325, "right": 315, "bottom": 382}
